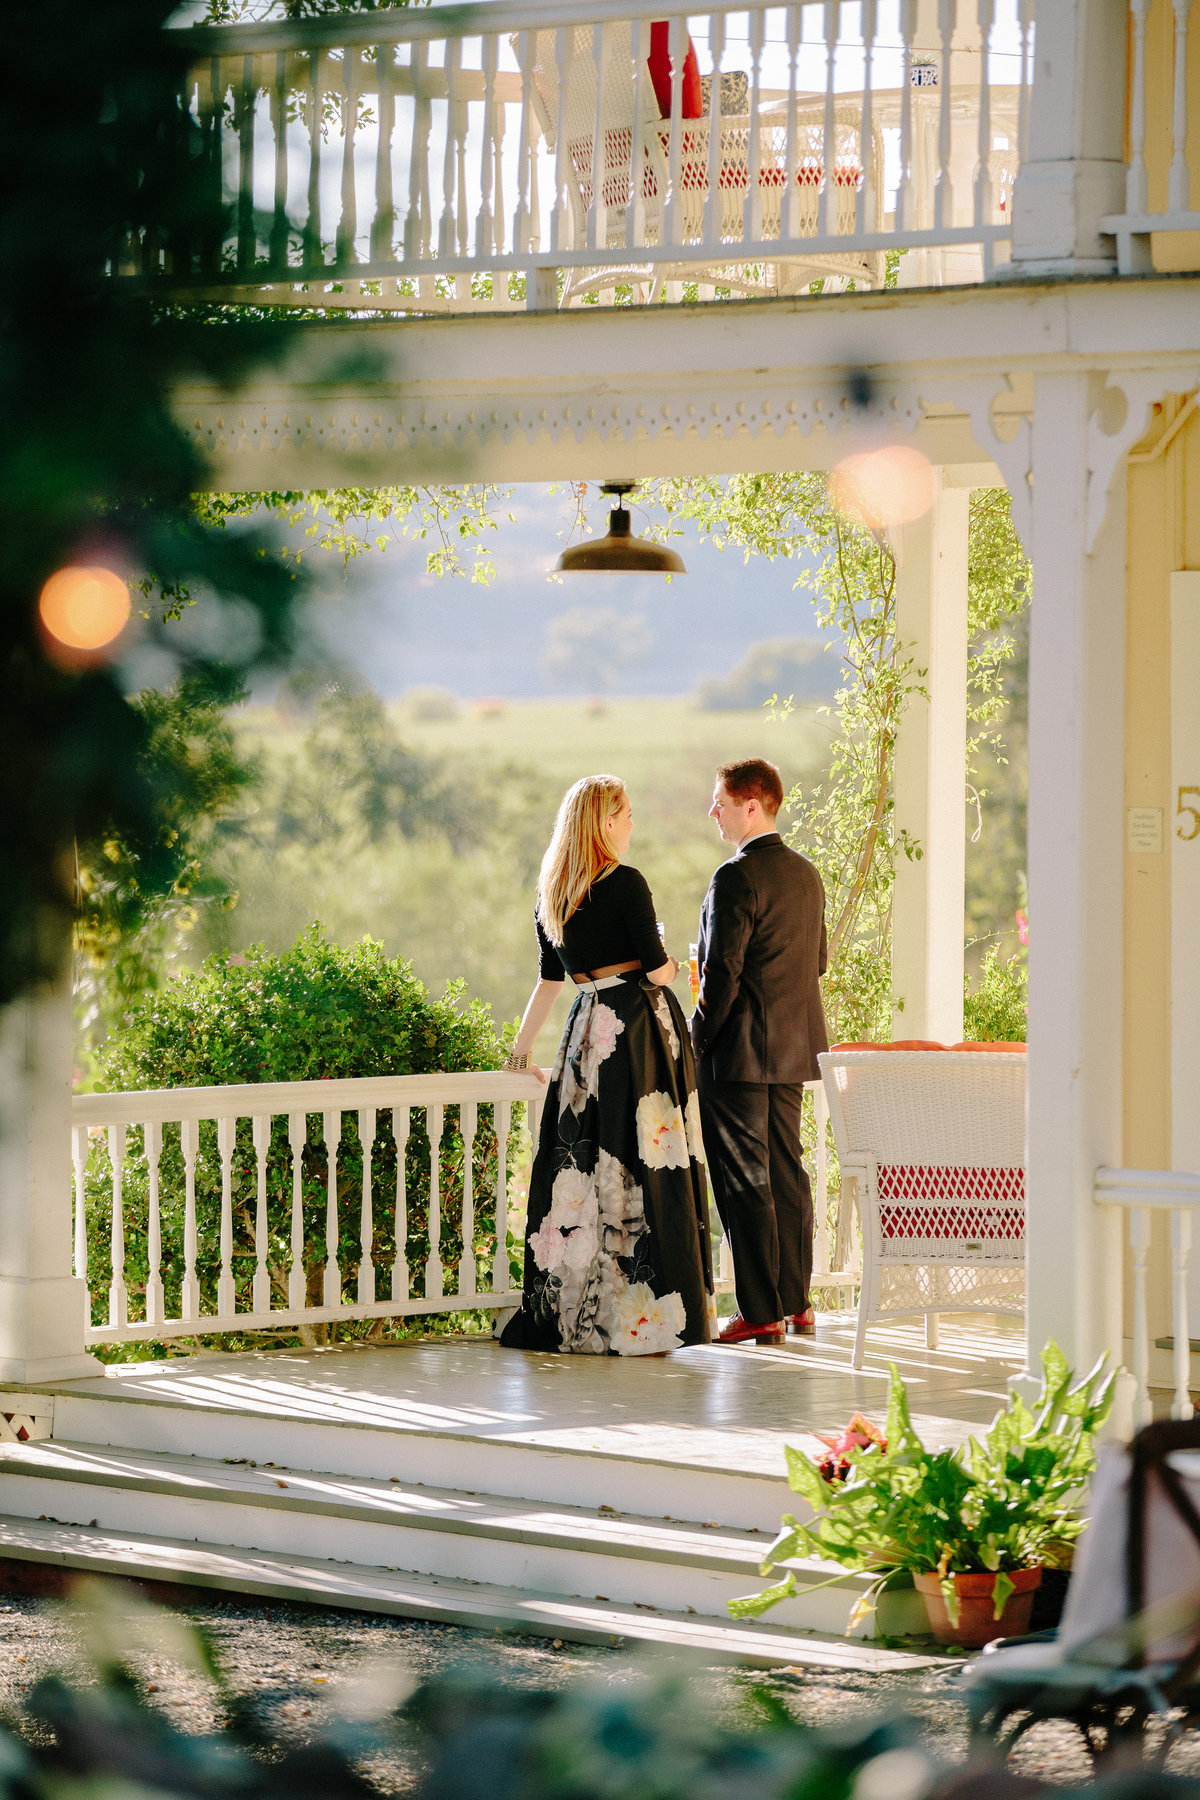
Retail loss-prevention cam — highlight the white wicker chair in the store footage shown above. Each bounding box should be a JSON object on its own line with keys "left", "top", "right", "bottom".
{"left": 523, "top": 26, "right": 884, "bottom": 302}
{"left": 818, "top": 1050, "right": 1026, "bottom": 1369}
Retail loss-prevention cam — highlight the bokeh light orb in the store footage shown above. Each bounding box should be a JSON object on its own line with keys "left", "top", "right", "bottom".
{"left": 38, "top": 565, "right": 131, "bottom": 661}
{"left": 829, "top": 444, "right": 937, "bottom": 531}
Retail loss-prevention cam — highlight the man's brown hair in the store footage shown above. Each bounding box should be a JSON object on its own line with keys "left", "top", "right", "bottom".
{"left": 717, "top": 758, "right": 784, "bottom": 815}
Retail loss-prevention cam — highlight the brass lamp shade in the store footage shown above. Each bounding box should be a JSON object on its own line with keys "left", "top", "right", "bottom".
{"left": 555, "top": 480, "right": 686, "bottom": 575}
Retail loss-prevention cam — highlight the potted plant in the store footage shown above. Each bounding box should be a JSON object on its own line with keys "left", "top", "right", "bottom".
{"left": 729, "top": 1341, "right": 1114, "bottom": 1649}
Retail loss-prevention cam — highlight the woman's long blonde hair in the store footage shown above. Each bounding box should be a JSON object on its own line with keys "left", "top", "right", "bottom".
{"left": 536, "top": 774, "right": 627, "bottom": 945}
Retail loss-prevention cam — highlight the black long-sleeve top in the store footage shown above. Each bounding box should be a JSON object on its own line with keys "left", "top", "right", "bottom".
{"left": 536, "top": 864, "right": 664, "bottom": 979}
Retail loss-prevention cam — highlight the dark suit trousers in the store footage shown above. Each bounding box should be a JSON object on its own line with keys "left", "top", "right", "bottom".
{"left": 698, "top": 1075, "right": 812, "bottom": 1325}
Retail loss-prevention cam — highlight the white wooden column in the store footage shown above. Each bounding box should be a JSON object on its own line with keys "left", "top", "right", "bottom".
{"left": 892, "top": 475, "right": 969, "bottom": 1044}
{"left": 1023, "top": 372, "right": 1126, "bottom": 1381}
{"left": 1171, "top": 571, "right": 1200, "bottom": 1321}
{"left": 0, "top": 953, "right": 101, "bottom": 1383}
{"left": 1007, "top": 0, "right": 1127, "bottom": 276}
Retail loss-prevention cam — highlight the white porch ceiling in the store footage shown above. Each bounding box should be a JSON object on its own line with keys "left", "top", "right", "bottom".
{"left": 179, "top": 273, "right": 1200, "bottom": 491}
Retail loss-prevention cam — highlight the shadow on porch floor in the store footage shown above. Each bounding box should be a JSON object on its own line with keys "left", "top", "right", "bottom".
{"left": 68, "top": 1311, "right": 1023, "bottom": 1480}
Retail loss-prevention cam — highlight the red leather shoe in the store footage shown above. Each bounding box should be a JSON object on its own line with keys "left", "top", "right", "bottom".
{"left": 788, "top": 1308, "right": 816, "bottom": 1337}
{"left": 716, "top": 1314, "right": 785, "bottom": 1347}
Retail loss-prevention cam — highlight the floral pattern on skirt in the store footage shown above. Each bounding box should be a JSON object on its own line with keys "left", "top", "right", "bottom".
{"left": 500, "top": 974, "right": 715, "bottom": 1355}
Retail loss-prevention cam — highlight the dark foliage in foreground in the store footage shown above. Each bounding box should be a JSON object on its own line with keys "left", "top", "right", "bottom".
{"left": 3, "top": 1590, "right": 1200, "bottom": 1800}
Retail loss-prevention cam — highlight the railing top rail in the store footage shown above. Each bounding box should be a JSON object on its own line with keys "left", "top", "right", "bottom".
{"left": 72, "top": 1070, "right": 543, "bottom": 1127}
{"left": 1095, "top": 1165, "right": 1200, "bottom": 1208}
{"left": 178, "top": 0, "right": 828, "bottom": 57}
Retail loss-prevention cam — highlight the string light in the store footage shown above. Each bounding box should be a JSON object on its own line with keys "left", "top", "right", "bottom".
{"left": 38, "top": 565, "right": 131, "bottom": 665}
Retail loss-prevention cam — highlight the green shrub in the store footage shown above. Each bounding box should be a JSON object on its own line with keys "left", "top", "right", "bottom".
{"left": 963, "top": 945, "right": 1027, "bottom": 1043}
{"left": 86, "top": 927, "right": 517, "bottom": 1352}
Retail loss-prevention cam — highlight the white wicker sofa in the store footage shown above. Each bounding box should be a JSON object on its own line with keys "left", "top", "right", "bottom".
{"left": 818, "top": 1046, "right": 1027, "bottom": 1368}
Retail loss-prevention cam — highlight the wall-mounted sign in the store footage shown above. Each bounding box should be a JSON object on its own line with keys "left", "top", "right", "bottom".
{"left": 910, "top": 63, "right": 939, "bottom": 86}
{"left": 1129, "top": 807, "right": 1164, "bottom": 853}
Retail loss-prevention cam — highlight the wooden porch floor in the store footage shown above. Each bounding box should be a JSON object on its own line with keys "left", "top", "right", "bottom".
{"left": 68, "top": 1310, "right": 1024, "bottom": 1480}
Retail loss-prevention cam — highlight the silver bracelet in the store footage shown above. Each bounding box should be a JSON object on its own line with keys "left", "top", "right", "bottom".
{"left": 504, "top": 1051, "right": 531, "bottom": 1071}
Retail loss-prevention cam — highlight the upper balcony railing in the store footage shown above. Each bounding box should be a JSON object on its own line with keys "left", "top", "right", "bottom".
{"left": 156, "top": 0, "right": 1033, "bottom": 313}
{"left": 1105, "top": 0, "right": 1200, "bottom": 274}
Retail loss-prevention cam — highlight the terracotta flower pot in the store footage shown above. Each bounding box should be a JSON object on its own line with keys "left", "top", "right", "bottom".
{"left": 912, "top": 1567, "right": 1043, "bottom": 1648}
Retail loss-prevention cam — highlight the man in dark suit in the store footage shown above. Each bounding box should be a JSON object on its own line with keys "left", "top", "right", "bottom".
{"left": 691, "top": 758, "right": 829, "bottom": 1346}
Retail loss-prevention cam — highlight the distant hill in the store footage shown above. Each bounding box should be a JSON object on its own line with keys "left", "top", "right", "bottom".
{"left": 696, "top": 637, "right": 839, "bottom": 710}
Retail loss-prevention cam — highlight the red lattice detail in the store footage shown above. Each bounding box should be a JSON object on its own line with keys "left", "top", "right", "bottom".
{"left": 878, "top": 1164, "right": 1024, "bottom": 1242}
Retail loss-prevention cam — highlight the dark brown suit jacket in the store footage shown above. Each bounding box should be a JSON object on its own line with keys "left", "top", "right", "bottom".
{"left": 690, "top": 833, "right": 829, "bottom": 1084}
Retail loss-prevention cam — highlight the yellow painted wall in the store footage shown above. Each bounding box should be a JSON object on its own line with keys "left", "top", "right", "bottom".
{"left": 1124, "top": 394, "right": 1200, "bottom": 1336}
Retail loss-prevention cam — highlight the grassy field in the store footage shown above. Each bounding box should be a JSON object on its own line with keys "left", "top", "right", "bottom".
{"left": 214, "top": 696, "right": 833, "bottom": 1061}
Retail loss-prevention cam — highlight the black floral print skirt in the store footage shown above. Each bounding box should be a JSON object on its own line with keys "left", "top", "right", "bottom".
{"left": 500, "top": 973, "right": 715, "bottom": 1355}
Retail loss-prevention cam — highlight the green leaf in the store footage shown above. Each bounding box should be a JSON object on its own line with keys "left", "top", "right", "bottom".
{"left": 991, "top": 1570, "right": 1016, "bottom": 1621}
{"left": 784, "top": 1444, "right": 833, "bottom": 1508}
{"left": 727, "top": 1573, "right": 796, "bottom": 1619}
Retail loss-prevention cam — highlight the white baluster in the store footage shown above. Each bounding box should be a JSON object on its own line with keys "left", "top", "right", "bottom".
{"left": 781, "top": 7, "right": 800, "bottom": 240}
{"left": 1131, "top": 1206, "right": 1153, "bottom": 1428}
{"left": 857, "top": 0, "right": 877, "bottom": 237}
{"left": 425, "top": 1103, "right": 445, "bottom": 1299}
{"left": 549, "top": 26, "right": 573, "bottom": 253}
{"left": 973, "top": 0, "right": 995, "bottom": 229}
{"left": 1169, "top": 0, "right": 1193, "bottom": 214}
{"left": 629, "top": 16, "right": 652, "bottom": 249}
{"left": 511, "top": 31, "right": 537, "bottom": 255}
{"left": 813, "top": 1088, "right": 832, "bottom": 1278}
{"left": 817, "top": 1, "right": 837, "bottom": 239}
{"left": 72, "top": 1126, "right": 88, "bottom": 1284}
{"left": 439, "top": 36, "right": 463, "bottom": 258}
{"left": 216, "top": 1116, "right": 236, "bottom": 1318}
{"left": 897, "top": 0, "right": 917, "bottom": 231}
{"left": 268, "top": 49, "right": 290, "bottom": 271}
{"left": 304, "top": 47, "right": 324, "bottom": 269}
{"left": 588, "top": 20, "right": 610, "bottom": 252}
{"left": 934, "top": 0, "right": 955, "bottom": 230}
{"left": 1171, "top": 1207, "right": 1194, "bottom": 1419}
{"left": 337, "top": 42, "right": 360, "bottom": 266}
{"left": 288, "top": 1111, "right": 307, "bottom": 1310}
{"left": 663, "top": 15, "right": 686, "bottom": 248}
{"left": 252, "top": 1116, "right": 271, "bottom": 1314}
{"left": 703, "top": 13, "right": 727, "bottom": 247}
{"left": 372, "top": 43, "right": 396, "bottom": 266}
{"left": 459, "top": 1101, "right": 478, "bottom": 1299}
{"left": 236, "top": 53, "right": 256, "bottom": 271}
{"left": 492, "top": 1100, "right": 512, "bottom": 1291}
{"left": 358, "top": 1106, "right": 376, "bottom": 1305}
{"left": 181, "top": 1118, "right": 200, "bottom": 1320}
{"left": 745, "top": 9, "right": 766, "bottom": 242}
{"left": 404, "top": 41, "right": 432, "bottom": 261}
{"left": 145, "top": 1121, "right": 164, "bottom": 1327}
{"left": 476, "top": 34, "right": 499, "bottom": 257}
{"left": 1126, "top": 0, "right": 1150, "bottom": 213}
{"left": 107, "top": 1125, "right": 127, "bottom": 1332}
{"left": 392, "top": 1106, "right": 411, "bottom": 1301}
{"left": 323, "top": 1108, "right": 342, "bottom": 1309}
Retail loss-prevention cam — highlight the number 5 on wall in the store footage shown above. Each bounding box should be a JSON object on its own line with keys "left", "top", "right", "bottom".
{"left": 1178, "top": 787, "right": 1200, "bottom": 840}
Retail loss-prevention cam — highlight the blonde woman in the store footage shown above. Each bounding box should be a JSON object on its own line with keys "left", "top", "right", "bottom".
{"left": 500, "top": 775, "right": 715, "bottom": 1355}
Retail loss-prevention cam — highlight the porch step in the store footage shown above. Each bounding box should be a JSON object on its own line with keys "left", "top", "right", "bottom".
{"left": 0, "top": 1507, "right": 935, "bottom": 1673}
{"left": 44, "top": 1382, "right": 792, "bottom": 1532}
{"left": 0, "top": 1440, "right": 924, "bottom": 1641}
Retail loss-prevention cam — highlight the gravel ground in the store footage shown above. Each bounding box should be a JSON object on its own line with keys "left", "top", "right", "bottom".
{"left": 0, "top": 1581, "right": 1194, "bottom": 1791}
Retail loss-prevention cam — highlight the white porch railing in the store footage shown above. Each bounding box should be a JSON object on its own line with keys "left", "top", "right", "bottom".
{"left": 1103, "top": 0, "right": 1199, "bottom": 273}
{"left": 155, "top": 0, "right": 1032, "bottom": 311}
{"left": 1096, "top": 1165, "right": 1200, "bottom": 1428}
{"left": 72, "top": 1071, "right": 854, "bottom": 1347}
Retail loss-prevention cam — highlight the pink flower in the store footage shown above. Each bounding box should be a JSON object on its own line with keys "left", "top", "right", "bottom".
{"left": 1016, "top": 908, "right": 1028, "bottom": 947}
{"left": 530, "top": 1218, "right": 566, "bottom": 1271}
{"left": 813, "top": 1412, "right": 887, "bottom": 1482}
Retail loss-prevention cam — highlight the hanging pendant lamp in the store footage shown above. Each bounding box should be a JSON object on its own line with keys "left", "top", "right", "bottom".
{"left": 554, "top": 480, "right": 686, "bottom": 574}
